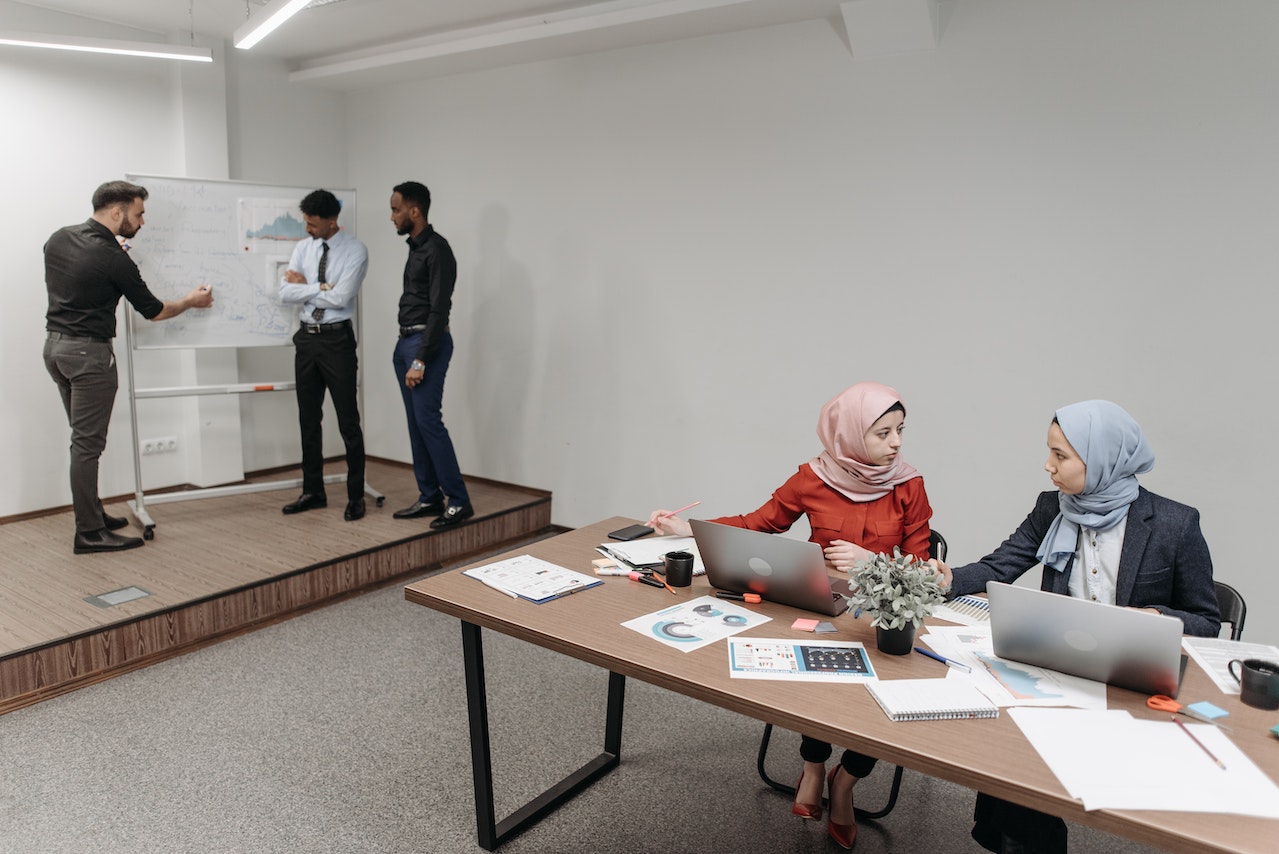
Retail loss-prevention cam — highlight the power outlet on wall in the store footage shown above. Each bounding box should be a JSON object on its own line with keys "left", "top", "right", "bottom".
{"left": 141, "top": 436, "right": 178, "bottom": 456}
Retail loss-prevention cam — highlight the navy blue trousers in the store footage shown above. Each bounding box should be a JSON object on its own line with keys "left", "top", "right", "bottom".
{"left": 393, "top": 331, "right": 469, "bottom": 506}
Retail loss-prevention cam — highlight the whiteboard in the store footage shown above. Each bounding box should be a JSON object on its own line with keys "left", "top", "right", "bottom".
{"left": 124, "top": 174, "right": 357, "bottom": 349}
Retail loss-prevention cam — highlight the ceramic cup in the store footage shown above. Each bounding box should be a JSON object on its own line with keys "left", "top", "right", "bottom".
{"left": 1227, "top": 658, "right": 1279, "bottom": 710}
{"left": 663, "top": 551, "right": 695, "bottom": 587}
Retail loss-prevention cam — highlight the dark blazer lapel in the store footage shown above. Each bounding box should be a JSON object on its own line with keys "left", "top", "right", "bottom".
{"left": 1115, "top": 489, "right": 1154, "bottom": 606}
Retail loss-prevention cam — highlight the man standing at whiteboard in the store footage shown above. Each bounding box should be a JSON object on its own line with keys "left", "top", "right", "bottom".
{"left": 279, "top": 190, "right": 370, "bottom": 522}
{"left": 388, "top": 181, "right": 472, "bottom": 528}
{"left": 44, "top": 180, "right": 214, "bottom": 554}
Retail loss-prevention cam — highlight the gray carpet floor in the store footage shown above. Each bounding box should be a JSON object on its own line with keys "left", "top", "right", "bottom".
{"left": 0, "top": 571, "right": 1163, "bottom": 853}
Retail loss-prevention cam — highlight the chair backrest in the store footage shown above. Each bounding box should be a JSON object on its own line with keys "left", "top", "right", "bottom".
{"left": 929, "top": 529, "right": 948, "bottom": 562}
{"left": 1214, "top": 580, "right": 1246, "bottom": 641}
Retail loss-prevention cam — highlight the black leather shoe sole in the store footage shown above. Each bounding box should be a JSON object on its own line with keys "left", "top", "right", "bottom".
{"left": 393, "top": 501, "right": 444, "bottom": 519}
{"left": 344, "top": 500, "right": 366, "bottom": 521}
{"left": 282, "top": 495, "right": 327, "bottom": 515}
{"left": 430, "top": 504, "right": 475, "bottom": 529}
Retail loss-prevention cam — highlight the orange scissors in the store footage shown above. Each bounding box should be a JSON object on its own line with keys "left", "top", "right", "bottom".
{"left": 1146, "top": 695, "right": 1232, "bottom": 730}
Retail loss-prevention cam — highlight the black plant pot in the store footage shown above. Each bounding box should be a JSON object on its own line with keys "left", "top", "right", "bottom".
{"left": 875, "top": 623, "right": 916, "bottom": 655}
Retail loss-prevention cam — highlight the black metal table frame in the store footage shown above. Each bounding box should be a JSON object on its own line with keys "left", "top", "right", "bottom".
{"left": 461, "top": 620, "right": 626, "bottom": 851}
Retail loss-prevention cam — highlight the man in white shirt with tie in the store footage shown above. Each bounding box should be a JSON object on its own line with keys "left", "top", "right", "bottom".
{"left": 278, "top": 189, "right": 370, "bottom": 521}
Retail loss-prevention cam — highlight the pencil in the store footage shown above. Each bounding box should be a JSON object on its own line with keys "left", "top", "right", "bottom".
{"left": 657, "top": 501, "right": 701, "bottom": 519}
{"left": 1172, "top": 716, "right": 1226, "bottom": 770}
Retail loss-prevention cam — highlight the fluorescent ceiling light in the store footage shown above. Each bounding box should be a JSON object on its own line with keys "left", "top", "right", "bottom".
{"left": 234, "top": 0, "right": 313, "bottom": 50}
{"left": 0, "top": 30, "right": 212, "bottom": 62}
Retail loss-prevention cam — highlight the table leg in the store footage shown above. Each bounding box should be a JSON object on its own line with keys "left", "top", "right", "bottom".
{"left": 461, "top": 620, "right": 626, "bottom": 850}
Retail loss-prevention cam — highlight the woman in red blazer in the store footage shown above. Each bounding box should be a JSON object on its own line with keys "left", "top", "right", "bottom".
{"left": 650, "top": 381, "right": 933, "bottom": 849}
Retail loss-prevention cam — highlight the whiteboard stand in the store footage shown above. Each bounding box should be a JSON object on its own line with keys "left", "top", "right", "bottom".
{"left": 120, "top": 315, "right": 386, "bottom": 541}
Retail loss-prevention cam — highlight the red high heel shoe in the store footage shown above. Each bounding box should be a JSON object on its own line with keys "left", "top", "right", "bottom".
{"left": 826, "top": 766, "right": 858, "bottom": 849}
{"left": 791, "top": 766, "right": 823, "bottom": 820}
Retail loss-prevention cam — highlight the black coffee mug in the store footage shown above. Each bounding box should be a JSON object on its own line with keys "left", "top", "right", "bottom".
{"left": 1228, "top": 658, "right": 1279, "bottom": 710}
{"left": 663, "top": 551, "right": 694, "bottom": 587}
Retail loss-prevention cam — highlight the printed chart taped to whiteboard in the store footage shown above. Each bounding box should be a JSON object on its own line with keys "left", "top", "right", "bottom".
{"left": 124, "top": 174, "right": 356, "bottom": 349}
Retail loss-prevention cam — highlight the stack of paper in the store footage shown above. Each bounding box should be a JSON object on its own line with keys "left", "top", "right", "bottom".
{"left": 462, "top": 555, "right": 601, "bottom": 603}
{"left": 598, "top": 536, "right": 704, "bottom": 575}
{"left": 1010, "top": 707, "right": 1279, "bottom": 815}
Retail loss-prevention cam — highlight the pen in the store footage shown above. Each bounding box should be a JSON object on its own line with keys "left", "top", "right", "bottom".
{"left": 478, "top": 578, "right": 519, "bottom": 600}
{"left": 629, "top": 571, "right": 667, "bottom": 590}
{"left": 1172, "top": 716, "right": 1226, "bottom": 770}
{"left": 913, "top": 646, "right": 973, "bottom": 673}
{"left": 657, "top": 501, "right": 701, "bottom": 519}
{"left": 716, "top": 591, "right": 762, "bottom": 604}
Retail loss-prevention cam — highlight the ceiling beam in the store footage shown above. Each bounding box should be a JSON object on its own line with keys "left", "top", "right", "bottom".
{"left": 290, "top": 0, "right": 758, "bottom": 85}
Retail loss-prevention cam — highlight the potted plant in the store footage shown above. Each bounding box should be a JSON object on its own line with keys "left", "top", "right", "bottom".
{"left": 846, "top": 548, "right": 946, "bottom": 655}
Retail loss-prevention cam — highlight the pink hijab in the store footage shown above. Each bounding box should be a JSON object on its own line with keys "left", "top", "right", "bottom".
{"left": 809, "top": 382, "right": 921, "bottom": 502}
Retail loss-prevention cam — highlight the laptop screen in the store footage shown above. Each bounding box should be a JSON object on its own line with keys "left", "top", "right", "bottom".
{"left": 690, "top": 520, "right": 848, "bottom": 617}
{"left": 986, "top": 581, "right": 1184, "bottom": 696}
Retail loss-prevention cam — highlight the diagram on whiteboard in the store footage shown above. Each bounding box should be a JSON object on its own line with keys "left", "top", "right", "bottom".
{"left": 240, "top": 199, "right": 307, "bottom": 251}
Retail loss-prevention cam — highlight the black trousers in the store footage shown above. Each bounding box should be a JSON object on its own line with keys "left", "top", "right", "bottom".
{"left": 971, "top": 793, "right": 1067, "bottom": 854}
{"left": 799, "top": 735, "right": 879, "bottom": 779}
{"left": 293, "top": 325, "right": 364, "bottom": 502}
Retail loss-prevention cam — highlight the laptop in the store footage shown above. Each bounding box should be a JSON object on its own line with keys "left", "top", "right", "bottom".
{"left": 986, "top": 581, "right": 1185, "bottom": 696}
{"left": 690, "top": 519, "right": 848, "bottom": 617}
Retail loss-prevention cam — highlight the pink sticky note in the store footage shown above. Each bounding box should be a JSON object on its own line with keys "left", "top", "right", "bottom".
{"left": 792, "top": 618, "right": 819, "bottom": 632}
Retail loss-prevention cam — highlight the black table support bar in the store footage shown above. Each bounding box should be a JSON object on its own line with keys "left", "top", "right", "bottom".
{"left": 461, "top": 620, "right": 626, "bottom": 850}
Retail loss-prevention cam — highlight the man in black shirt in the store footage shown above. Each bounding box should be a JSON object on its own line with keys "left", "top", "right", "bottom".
{"left": 44, "top": 180, "right": 214, "bottom": 554}
{"left": 388, "top": 181, "right": 472, "bottom": 528}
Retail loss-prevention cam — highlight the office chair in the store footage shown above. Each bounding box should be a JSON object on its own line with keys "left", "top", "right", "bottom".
{"left": 1214, "top": 580, "right": 1246, "bottom": 641}
{"left": 755, "top": 529, "right": 948, "bottom": 820}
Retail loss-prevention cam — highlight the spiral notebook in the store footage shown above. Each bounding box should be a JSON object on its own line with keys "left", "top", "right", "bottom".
{"left": 865, "top": 678, "right": 999, "bottom": 722}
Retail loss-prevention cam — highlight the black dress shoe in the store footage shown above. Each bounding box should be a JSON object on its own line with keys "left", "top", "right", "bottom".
{"left": 344, "top": 499, "right": 366, "bottom": 521}
{"left": 74, "top": 528, "right": 144, "bottom": 555}
{"left": 102, "top": 512, "right": 129, "bottom": 531}
{"left": 430, "top": 504, "right": 474, "bottom": 529}
{"left": 282, "top": 493, "right": 327, "bottom": 514}
{"left": 393, "top": 500, "right": 444, "bottom": 519}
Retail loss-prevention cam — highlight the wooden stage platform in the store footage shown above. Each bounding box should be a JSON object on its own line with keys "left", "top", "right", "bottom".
{"left": 0, "top": 459, "right": 553, "bottom": 714}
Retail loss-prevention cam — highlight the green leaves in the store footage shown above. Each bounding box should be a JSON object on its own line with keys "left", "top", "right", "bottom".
{"left": 846, "top": 547, "right": 946, "bottom": 630}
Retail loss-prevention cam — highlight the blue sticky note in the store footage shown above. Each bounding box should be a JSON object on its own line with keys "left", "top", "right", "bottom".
{"left": 1185, "top": 701, "right": 1229, "bottom": 720}
{"left": 1271, "top": 723, "right": 1279, "bottom": 739}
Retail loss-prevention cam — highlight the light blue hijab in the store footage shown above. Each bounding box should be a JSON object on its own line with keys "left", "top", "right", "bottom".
{"left": 1035, "top": 400, "right": 1155, "bottom": 572}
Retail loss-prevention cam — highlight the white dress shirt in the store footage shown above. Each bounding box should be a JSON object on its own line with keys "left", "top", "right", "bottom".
{"left": 278, "top": 228, "right": 369, "bottom": 325}
{"left": 1066, "top": 516, "right": 1128, "bottom": 604}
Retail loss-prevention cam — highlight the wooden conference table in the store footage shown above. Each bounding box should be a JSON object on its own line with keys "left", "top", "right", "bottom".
{"left": 404, "top": 518, "right": 1279, "bottom": 853}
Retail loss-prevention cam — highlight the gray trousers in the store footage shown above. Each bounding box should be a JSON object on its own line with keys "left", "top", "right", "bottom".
{"left": 43, "top": 334, "right": 118, "bottom": 534}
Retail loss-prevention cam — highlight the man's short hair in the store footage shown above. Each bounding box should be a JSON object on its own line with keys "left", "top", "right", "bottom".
{"left": 393, "top": 181, "right": 431, "bottom": 218}
{"left": 92, "top": 181, "right": 148, "bottom": 212}
{"left": 299, "top": 189, "right": 341, "bottom": 219}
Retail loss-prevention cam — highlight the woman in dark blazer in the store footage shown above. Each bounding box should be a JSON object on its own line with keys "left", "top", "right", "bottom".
{"left": 933, "top": 399, "right": 1220, "bottom": 854}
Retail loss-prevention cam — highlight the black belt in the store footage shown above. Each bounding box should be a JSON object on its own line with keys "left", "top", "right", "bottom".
{"left": 399, "top": 324, "right": 427, "bottom": 337}
{"left": 47, "top": 331, "right": 110, "bottom": 344}
{"left": 300, "top": 319, "right": 352, "bottom": 334}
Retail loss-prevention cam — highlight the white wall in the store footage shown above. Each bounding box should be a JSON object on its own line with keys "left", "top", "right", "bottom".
{"left": 346, "top": 0, "right": 1279, "bottom": 643}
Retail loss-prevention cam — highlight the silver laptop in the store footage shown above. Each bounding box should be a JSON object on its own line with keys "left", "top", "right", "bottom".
{"left": 986, "top": 581, "right": 1185, "bottom": 696}
{"left": 690, "top": 520, "right": 848, "bottom": 617}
